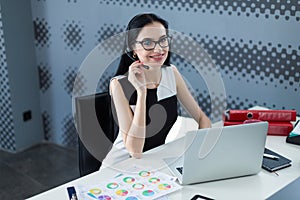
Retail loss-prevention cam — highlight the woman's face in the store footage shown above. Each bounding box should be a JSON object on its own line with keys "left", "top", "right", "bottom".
{"left": 133, "top": 22, "right": 169, "bottom": 68}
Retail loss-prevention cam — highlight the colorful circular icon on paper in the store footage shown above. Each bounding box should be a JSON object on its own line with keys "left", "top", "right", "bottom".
{"left": 142, "top": 190, "right": 155, "bottom": 196}
{"left": 123, "top": 177, "right": 135, "bottom": 183}
{"left": 88, "top": 188, "right": 102, "bottom": 195}
{"left": 139, "top": 171, "right": 151, "bottom": 177}
{"left": 97, "top": 195, "right": 112, "bottom": 200}
{"left": 115, "top": 189, "right": 129, "bottom": 196}
{"left": 106, "top": 182, "right": 119, "bottom": 189}
{"left": 158, "top": 183, "right": 172, "bottom": 190}
{"left": 132, "top": 183, "right": 145, "bottom": 190}
{"left": 148, "top": 177, "right": 160, "bottom": 184}
{"left": 125, "top": 196, "right": 139, "bottom": 200}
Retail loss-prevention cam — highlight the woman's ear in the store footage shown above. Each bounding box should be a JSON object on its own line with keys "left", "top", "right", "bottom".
{"left": 133, "top": 51, "right": 137, "bottom": 59}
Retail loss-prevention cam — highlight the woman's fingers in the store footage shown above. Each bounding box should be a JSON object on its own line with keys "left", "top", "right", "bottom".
{"left": 128, "top": 61, "right": 147, "bottom": 91}
{"left": 129, "top": 61, "right": 145, "bottom": 72}
{"left": 129, "top": 62, "right": 146, "bottom": 78}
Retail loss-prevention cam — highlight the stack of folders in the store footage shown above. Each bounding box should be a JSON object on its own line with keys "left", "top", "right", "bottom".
{"left": 223, "top": 110, "right": 297, "bottom": 136}
{"left": 262, "top": 148, "right": 292, "bottom": 172}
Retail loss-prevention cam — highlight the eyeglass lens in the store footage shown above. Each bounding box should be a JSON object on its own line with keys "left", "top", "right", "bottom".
{"left": 140, "top": 37, "right": 171, "bottom": 50}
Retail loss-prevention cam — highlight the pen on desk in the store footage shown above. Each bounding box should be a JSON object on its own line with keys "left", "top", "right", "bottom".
{"left": 263, "top": 153, "right": 279, "bottom": 160}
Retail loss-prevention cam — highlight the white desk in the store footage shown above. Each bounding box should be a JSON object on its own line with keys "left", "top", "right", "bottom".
{"left": 28, "top": 135, "right": 300, "bottom": 200}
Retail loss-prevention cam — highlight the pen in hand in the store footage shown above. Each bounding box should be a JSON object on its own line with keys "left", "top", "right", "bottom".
{"left": 263, "top": 153, "right": 279, "bottom": 160}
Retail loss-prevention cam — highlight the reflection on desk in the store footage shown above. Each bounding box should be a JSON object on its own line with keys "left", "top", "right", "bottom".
{"left": 267, "top": 176, "right": 300, "bottom": 200}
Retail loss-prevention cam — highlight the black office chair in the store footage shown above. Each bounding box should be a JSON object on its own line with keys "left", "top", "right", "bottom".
{"left": 75, "top": 92, "right": 117, "bottom": 177}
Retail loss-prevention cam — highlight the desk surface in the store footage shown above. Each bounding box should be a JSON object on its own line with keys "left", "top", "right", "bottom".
{"left": 28, "top": 135, "right": 300, "bottom": 200}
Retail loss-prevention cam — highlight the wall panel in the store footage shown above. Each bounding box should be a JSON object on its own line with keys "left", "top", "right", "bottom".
{"left": 30, "top": 0, "right": 299, "bottom": 147}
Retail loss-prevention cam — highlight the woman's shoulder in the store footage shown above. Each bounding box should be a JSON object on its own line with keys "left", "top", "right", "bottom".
{"left": 162, "top": 64, "right": 180, "bottom": 78}
{"left": 110, "top": 75, "right": 129, "bottom": 85}
{"left": 110, "top": 75, "right": 126, "bottom": 95}
{"left": 169, "top": 64, "right": 180, "bottom": 73}
{"left": 162, "top": 64, "right": 179, "bottom": 74}
{"left": 165, "top": 64, "right": 184, "bottom": 90}
{"left": 111, "top": 75, "right": 127, "bottom": 81}
{"left": 110, "top": 75, "right": 134, "bottom": 97}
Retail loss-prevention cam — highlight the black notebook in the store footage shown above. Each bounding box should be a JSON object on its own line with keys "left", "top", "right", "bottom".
{"left": 262, "top": 148, "right": 292, "bottom": 172}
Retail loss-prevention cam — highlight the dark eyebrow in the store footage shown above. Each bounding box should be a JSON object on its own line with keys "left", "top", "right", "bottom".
{"left": 141, "top": 37, "right": 153, "bottom": 41}
{"left": 140, "top": 35, "right": 168, "bottom": 41}
{"left": 159, "top": 35, "right": 168, "bottom": 39}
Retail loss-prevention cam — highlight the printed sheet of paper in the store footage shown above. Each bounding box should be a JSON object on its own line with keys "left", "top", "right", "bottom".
{"left": 75, "top": 166, "right": 181, "bottom": 199}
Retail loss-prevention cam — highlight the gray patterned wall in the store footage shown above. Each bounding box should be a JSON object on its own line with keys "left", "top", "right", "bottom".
{"left": 0, "top": 1, "right": 43, "bottom": 152}
{"left": 0, "top": 4, "right": 15, "bottom": 152}
{"left": 27, "top": 0, "right": 299, "bottom": 148}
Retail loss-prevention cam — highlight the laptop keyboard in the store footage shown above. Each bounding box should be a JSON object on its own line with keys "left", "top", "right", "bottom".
{"left": 176, "top": 167, "right": 183, "bottom": 174}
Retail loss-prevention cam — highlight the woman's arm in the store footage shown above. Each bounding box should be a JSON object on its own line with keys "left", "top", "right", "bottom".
{"left": 172, "top": 66, "right": 211, "bottom": 129}
{"left": 110, "top": 78, "right": 146, "bottom": 158}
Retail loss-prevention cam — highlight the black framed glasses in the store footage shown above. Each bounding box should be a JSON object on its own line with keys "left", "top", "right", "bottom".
{"left": 135, "top": 36, "right": 171, "bottom": 51}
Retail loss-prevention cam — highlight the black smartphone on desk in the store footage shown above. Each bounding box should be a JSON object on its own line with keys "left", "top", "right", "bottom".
{"left": 286, "top": 119, "right": 300, "bottom": 145}
{"left": 191, "top": 194, "right": 214, "bottom": 200}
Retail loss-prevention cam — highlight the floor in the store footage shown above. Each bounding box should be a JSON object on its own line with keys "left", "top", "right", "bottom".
{"left": 0, "top": 143, "right": 80, "bottom": 200}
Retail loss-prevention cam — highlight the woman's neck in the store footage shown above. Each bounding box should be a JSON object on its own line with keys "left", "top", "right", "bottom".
{"left": 144, "top": 67, "right": 162, "bottom": 89}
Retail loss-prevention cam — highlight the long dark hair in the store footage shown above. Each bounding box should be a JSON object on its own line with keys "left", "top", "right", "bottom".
{"left": 115, "top": 13, "right": 171, "bottom": 76}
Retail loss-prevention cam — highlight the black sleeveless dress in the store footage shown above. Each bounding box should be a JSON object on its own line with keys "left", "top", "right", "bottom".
{"left": 100, "top": 66, "right": 179, "bottom": 169}
{"left": 113, "top": 66, "right": 178, "bottom": 152}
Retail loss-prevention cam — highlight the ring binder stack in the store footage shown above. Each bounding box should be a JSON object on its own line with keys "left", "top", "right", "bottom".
{"left": 223, "top": 109, "right": 297, "bottom": 136}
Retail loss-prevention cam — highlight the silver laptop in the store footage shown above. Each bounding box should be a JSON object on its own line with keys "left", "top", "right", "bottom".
{"left": 164, "top": 122, "right": 268, "bottom": 185}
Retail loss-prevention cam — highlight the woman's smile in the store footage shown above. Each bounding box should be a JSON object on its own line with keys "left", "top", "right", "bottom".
{"left": 149, "top": 53, "right": 166, "bottom": 62}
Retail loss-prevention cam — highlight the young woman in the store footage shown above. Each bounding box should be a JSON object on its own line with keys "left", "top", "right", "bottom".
{"left": 101, "top": 13, "right": 211, "bottom": 169}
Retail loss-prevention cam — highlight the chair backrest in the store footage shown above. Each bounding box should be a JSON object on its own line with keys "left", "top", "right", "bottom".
{"left": 75, "top": 92, "right": 116, "bottom": 176}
